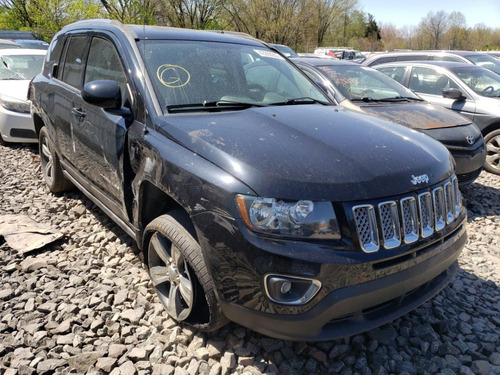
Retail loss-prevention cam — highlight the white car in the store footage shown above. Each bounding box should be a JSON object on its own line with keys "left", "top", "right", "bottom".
{"left": 0, "top": 48, "right": 46, "bottom": 145}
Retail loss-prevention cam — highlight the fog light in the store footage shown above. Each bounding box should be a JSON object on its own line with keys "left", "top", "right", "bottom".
{"left": 264, "top": 275, "right": 321, "bottom": 305}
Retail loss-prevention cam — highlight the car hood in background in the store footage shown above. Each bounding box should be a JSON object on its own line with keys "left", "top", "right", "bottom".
{"left": 346, "top": 101, "right": 471, "bottom": 130}
{"left": 0, "top": 80, "right": 29, "bottom": 100}
{"left": 157, "top": 105, "right": 453, "bottom": 201}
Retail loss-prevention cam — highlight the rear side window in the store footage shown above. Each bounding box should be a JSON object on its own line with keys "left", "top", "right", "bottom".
{"left": 367, "top": 56, "right": 396, "bottom": 66}
{"left": 432, "top": 55, "right": 464, "bottom": 63}
{"left": 396, "top": 55, "right": 428, "bottom": 62}
{"left": 60, "top": 36, "right": 87, "bottom": 88}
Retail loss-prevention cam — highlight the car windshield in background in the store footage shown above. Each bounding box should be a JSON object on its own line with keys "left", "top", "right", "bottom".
{"left": 317, "top": 64, "right": 421, "bottom": 101}
{"left": 139, "top": 40, "right": 328, "bottom": 112}
{"left": 451, "top": 66, "right": 500, "bottom": 97}
{"left": 465, "top": 53, "right": 500, "bottom": 75}
{"left": 0, "top": 54, "right": 45, "bottom": 80}
{"left": 271, "top": 44, "right": 298, "bottom": 57}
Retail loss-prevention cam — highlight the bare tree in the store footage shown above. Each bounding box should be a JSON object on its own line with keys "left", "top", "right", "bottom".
{"left": 419, "top": 10, "right": 449, "bottom": 49}
{"left": 445, "top": 11, "right": 467, "bottom": 49}
{"left": 155, "top": 0, "right": 226, "bottom": 29}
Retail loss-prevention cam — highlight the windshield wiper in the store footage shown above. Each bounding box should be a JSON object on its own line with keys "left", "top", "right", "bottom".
{"left": 351, "top": 96, "right": 424, "bottom": 103}
{"left": 268, "top": 97, "right": 329, "bottom": 106}
{"left": 167, "top": 100, "right": 265, "bottom": 113}
{"left": 204, "top": 99, "right": 265, "bottom": 108}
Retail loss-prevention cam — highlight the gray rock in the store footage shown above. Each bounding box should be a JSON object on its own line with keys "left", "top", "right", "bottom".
{"left": 67, "top": 351, "right": 106, "bottom": 373}
{"left": 471, "top": 360, "right": 491, "bottom": 375}
{"left": 96, "top": 357, "right": 117, "bottom": 372}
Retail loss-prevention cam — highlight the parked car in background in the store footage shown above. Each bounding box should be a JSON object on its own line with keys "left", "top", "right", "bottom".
{"left": 291, "top": 57, "right": 485, "bottom": 185}
{"left": 486, "top": 51, "right": 500, "bottom": 60}
{"left": 374, "top": 61, "right": 500, "bottom": 175}
{"left": 30, "top": 19, "right": 467, "bottom": 341}
{"left": 269, "top": 43, "right": 298, "bottom": 57}
{"left": 315, "top": 47, "right": 365, "bottom": 63}
{"left": 15, "top": 39, "right": 49, "bottom": 50}
{"left": 0, "top": 39, "right": 21, "bottom": 49}
{"left": 0, "top": 48, "right": 45, "bottom": 145}
{"left": 363, "top": 50, "right": 500, "bottom": 75}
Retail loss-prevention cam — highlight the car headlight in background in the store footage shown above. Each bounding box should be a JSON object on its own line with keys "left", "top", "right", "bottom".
{"left": 0, "top": 94, "right": 30, "bottom": 113}
{"left": 235, "top": 195, "right": 340, "bottom": 239}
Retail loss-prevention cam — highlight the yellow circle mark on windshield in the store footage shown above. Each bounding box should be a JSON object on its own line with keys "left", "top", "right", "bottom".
{"left": 157, "top": 64, "right": 191, "bottom": 88}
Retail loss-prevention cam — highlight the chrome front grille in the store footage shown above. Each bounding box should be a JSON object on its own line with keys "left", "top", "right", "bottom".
{"left": 353, "top": 176, "right": 462, "bottom": 253}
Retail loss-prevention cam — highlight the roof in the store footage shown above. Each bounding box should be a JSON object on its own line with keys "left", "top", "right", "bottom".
{"left": 63, "top": 19, "right": 264, "bottom": 47}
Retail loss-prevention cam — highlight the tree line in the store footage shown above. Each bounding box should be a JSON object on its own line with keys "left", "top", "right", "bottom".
{"left": 0, "top": 0, "right": 498, "bottom": 52}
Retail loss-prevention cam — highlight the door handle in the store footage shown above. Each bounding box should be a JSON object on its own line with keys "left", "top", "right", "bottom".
{"left": 71, "top": 107, "right": 86, "bottom": 119}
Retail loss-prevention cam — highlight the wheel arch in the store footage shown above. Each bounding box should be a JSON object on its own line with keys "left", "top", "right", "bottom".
{"left": 481, "top": 121, "right": 500, "bottom": 138}
{"left": 137, "top": 180, "right": 195, "bottom": 252}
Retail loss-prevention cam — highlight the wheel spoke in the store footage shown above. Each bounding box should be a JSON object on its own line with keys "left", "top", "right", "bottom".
{"left": 44, "top": 160, "right": 53, "bottom": 178}
{"left": 486, "top": 153, "right": 500, "bottom": 164}
{"left": 166, "top": 283, "right": 184, "bottom": 319}
{"left": 487, "top": 144, "right": 500, "bottom": 154}
{"left": 150, "top": 233, "right": 172, "bottom": 266}
{"left": 171, "top": 244, "right": 182, "bottom": 268}
{"left": 149, "top": 265, "right": 170, "bottom": 286}
{"left": 41, "top": 143, "right": 51, "bottom": 159}
{"left": 178, "top": 273, "right": 194, "bottom": 308}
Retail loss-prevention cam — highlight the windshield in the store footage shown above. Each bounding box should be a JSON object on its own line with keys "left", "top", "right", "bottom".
{"left": 0, "top": 54, "right": 45, "bottom": 80}
{"left": 316, "top": 64, "right": 420, "bottom": 101}
{"left": 450, "top": 66, "right": 500, "bottom": 97}
{"left": 465, "top": 54, "right": 500, "bottom": 75}
{"left": 139, "top": 40, "right": 328, "bottom": 112}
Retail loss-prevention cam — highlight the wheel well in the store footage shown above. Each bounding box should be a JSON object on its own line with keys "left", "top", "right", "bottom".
{"left": 138, "top": 181, "right": 192, "bottom": 248}
{"left": 32, "top": 113, "right": 45, "bottom": 138}
{"left": 481, "top": 122, "right": 500, "bottom": 138}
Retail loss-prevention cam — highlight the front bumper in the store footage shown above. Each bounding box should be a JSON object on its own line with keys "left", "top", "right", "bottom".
{"left": 0, "top": 108, "right": 37, "bottom": 143}
{"left": 219, "top": 222, "right": 466, "bottom": 341}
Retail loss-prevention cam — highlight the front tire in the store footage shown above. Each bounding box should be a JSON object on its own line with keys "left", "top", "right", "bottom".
{"left": 484, "top": 129, "right": 500, "bottom": 175}
{"left": 144, "top": 211, "right": 228, "bottom": 331}
{"left": 39, "top": 127, "right": 72, "bottom": 192}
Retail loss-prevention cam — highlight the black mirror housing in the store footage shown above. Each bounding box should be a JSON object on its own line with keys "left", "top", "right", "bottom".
{"left": 82, "top": 80, "right": 122, "bottom": 109}
{"left": 442, "top": 88, "right": 465, "bottom": 101}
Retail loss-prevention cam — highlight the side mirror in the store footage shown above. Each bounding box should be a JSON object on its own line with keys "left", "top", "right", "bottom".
{"left": 82, "top": 80, "right": 122, "bottom": 109}
{"left": 442, "top": 88, "right": 465, "bottom": 101}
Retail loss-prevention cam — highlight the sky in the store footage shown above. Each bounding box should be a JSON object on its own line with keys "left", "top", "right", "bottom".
{"left": 357, "top": 0, "right": 500, "bottom": 29}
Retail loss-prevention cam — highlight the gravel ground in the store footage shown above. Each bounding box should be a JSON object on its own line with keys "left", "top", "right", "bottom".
{"left": 0, "top": 143, "right": 499, "bottom": 375}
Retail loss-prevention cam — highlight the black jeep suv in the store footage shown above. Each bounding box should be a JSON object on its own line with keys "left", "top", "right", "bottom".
{"left": 30, "top": 20, "right": 467, "bottom": 341}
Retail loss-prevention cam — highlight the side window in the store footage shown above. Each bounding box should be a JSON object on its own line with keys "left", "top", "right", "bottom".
{"left": 84, "top": 37, "right": 128, "bottom": 105}
{"left": 409, "top": 67, "right": 458, "bottom": 95}
{"left": 61, "top": 36, "right": 87, "bottom": 88}
{"left": 433, "top": 55, "right": 464, "bottom": 63}
{"left": 367, "top": 56, "right": 396, "bottom": 66}
{"left": 377, "top": 66, "right": 405, "bottom": 84}
{"left": 396, "top": 55, "right": 428, "bottom": 62}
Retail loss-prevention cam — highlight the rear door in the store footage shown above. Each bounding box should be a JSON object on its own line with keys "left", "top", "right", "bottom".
{"left": 51, "top": 34, "right": 89, "bottom": 162}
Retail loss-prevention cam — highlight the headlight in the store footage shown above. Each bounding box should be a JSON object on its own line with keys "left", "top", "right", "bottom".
{"left": 235, "top": 195, "right": 340, "bottom": 239}
{"left": 0, "top": 94, "right": 30, "bottom": 113}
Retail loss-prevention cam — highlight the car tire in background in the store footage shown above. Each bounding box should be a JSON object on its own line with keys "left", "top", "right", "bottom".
{"left": 39, "top": 127, "right": 73, "bottom": 192}
{"left": 0, "top": 132, "right": 6, "bottom": 146}
{"left": 144, "top": 211, "right": 228, "bottom": 331}
{"left": 484, "top": 129, "right": 500, "bottom": 175}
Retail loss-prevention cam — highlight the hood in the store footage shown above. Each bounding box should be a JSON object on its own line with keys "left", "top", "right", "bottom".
{"left": 350, "top": 101, "right": 471, "bottom": 130}
{"left": 0, "top": 79, "right": 30, "bottom": 101}
{"left": 157, "top": 105, "right": 453, "bottom": 201}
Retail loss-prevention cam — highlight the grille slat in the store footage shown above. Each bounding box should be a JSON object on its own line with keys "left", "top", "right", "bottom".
{"left": 352, "top": 176, "right": 461, "bottom": 253}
